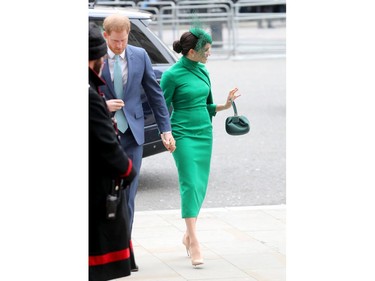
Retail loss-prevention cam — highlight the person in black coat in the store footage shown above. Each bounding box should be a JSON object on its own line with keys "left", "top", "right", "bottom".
{"left": 89, "top": 22, "right": 136, "bottom": 281}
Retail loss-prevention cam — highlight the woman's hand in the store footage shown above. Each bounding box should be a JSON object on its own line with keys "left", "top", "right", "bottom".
{"left": 224, "top": 87, "right": 240, "bottom": 109}
{"left": 106, "top": 99, "right": 125, "bottom": 112}
{"left": 161, "top": 132, "right": 176, "bottom": 153}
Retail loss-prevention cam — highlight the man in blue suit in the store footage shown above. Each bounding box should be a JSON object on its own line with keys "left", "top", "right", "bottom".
{"left": 99, "top": 13, "right": 176, "bottom": 271}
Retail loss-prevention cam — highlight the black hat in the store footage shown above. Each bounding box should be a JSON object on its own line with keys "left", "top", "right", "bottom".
{"left": 89, "top": 22, "right": 107, "bottom": 60}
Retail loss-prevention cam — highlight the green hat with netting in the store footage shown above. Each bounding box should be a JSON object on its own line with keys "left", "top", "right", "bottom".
{"left": 189, "top": 27, "right": 212, "bottom": 52}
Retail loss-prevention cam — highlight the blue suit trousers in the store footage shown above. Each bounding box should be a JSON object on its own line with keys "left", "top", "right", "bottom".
{"left": 120, "top": 129, "right": 143, "bottom": 235}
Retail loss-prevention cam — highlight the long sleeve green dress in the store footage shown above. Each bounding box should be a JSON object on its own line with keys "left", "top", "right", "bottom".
{"left": 160, "top": 56, "right": 217, "bottom": 218}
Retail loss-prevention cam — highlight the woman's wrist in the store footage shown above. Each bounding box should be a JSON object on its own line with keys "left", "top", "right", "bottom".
{"left": 224, "top": 101, "right": 231, "bottom": 110}
{"left": 216, "top": 103, "right": 231, "bottom": 112}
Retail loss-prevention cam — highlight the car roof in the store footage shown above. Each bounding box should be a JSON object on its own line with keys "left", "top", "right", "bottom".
{"left": 89, "top": 5, "right": 152, "bottom": 20}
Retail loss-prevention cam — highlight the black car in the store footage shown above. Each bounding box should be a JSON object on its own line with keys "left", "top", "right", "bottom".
{"left": 89, "top": 4, "right": 177, "bottom": 157}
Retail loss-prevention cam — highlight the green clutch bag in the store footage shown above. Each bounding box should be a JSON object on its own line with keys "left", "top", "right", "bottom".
{"left": 225, "top": 101, "right": 250, "bottom": 136}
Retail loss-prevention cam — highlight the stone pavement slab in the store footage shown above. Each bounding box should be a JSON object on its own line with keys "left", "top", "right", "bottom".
{"left": 113, "top": 205, "right": 285, "bottom": 281}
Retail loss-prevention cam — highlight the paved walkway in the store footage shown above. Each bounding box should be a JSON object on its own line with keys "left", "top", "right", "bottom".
{"left": 114, "top": 205, "right": 285, "bottom": 281}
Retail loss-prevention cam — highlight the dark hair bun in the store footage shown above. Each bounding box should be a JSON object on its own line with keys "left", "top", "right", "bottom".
{"left": 172, "top": 40, "right": 183, "bottom": 53}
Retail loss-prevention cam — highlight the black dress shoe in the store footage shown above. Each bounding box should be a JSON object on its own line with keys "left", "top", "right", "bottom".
{"left": 131, "top": 265, "right": 139, "bottom": 272}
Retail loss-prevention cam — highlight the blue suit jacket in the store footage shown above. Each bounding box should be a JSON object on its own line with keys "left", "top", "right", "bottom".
{"left": 100, "top": 45, "right": 171, "bottom": 146}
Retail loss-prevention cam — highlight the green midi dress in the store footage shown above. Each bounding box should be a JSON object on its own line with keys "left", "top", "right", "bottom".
{"left": 160, "top": 56, "right": 217, "bottom": 218}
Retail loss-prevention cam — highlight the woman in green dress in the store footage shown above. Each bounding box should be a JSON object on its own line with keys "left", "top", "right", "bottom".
{"left": 160, "top": 28, "right": 240, "bottom": 267}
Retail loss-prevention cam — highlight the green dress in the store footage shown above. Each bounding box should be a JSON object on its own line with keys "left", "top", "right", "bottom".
{"left": 160, "top": 56, "right": 217, "bottom": 218}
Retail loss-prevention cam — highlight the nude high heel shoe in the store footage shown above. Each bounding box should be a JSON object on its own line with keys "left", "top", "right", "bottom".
{"left": 182, "top": 234, "right": 190, "bottom": 257}
{"left": 189, "top": 243, "right": 204, "bottom": 266}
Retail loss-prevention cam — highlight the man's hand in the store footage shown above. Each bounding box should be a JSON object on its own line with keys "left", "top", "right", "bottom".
{"left": 161, "top": 132, "right": 176, "bottom": 153}
{"left": 106, "top": 99, "right": 125, "bottom": 112}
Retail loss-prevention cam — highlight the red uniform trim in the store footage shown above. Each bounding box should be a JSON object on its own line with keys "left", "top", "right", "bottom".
{"left": 89, "top": 248, "right": 130, "bottom": 266}
{"left": 121, "top": 159, "right": 133, "bottom": 178}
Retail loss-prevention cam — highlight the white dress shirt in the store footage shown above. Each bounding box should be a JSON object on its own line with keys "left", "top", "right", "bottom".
{"left": 107, "top": 48, "right": 128, "bottom": 86}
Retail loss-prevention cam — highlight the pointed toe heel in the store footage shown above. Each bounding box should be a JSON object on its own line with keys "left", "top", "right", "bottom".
{"left": 189, "top": 243, "right": 204, "bottom": 267}
{"left": 182, "top": 234, "right": 190, "bottom": 257}
{"left": 191, "top": 258, "right": 204, "bottom": 266}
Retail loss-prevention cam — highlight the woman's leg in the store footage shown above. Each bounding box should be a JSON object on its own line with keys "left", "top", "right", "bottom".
{"left": 184, "top": 217, "right": 203, "bottom": 266}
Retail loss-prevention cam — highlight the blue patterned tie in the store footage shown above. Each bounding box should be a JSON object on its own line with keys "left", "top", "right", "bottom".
{"left": 113, "top": 54, "right": 128, "bottom": 133}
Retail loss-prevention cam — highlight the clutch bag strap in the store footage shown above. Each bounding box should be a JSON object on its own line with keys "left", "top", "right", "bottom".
{"left": 231, "top": 100, "right": 238, "bottom": 117}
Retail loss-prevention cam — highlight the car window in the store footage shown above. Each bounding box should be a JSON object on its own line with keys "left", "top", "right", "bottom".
{"left": 89, "top": 19, "right": 168, "bottom": 64}
{"left": 129, "top": 24, "right": 168, "bottom": 64}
